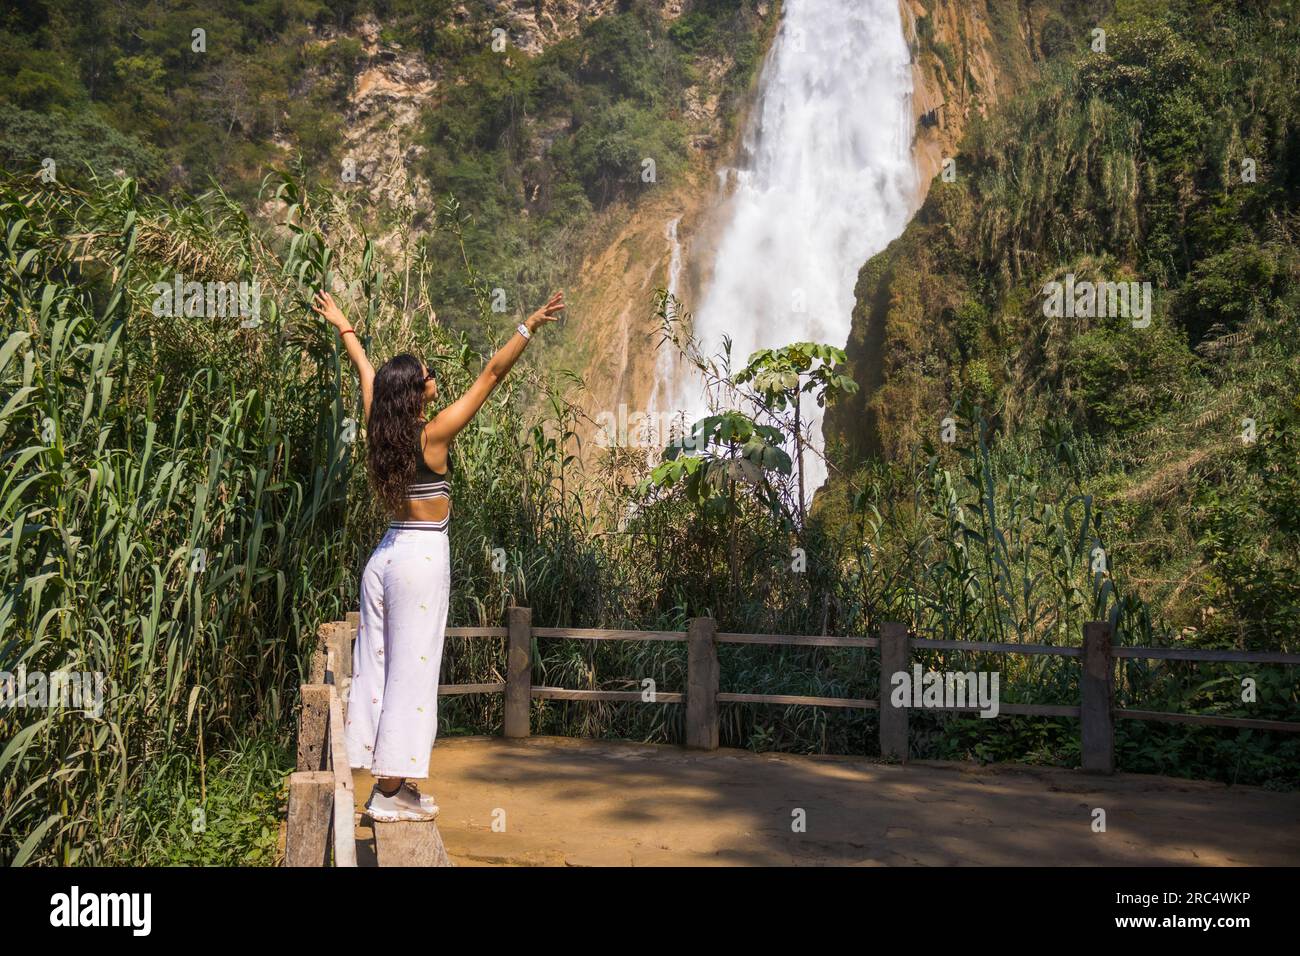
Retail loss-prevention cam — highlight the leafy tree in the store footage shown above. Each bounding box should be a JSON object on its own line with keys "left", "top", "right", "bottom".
{"left": 731, "top": 342, "right": 858, "bottom": 523}
{"left": 0, "top": 108, "right": 163, "bottom": 185}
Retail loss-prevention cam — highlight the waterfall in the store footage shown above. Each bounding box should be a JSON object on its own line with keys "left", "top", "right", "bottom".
{"left": 647, "top": 217, "right": 685, "bottom": 418}
{"left": 664, "top": 216, "right": 685, "bottom": 300}
{"left": 666, "top": 0, "right": 917, "bottom": 498}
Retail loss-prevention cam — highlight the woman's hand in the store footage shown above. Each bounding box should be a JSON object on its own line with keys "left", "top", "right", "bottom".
{"left": 525, "top": 291, "right": 565, "bottom": 333}
{"left": 312, "top": 290, "right": 349, "bottom": 330}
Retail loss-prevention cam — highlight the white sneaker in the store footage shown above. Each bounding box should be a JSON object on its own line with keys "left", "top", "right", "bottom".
{"left": 365, "top": 783, "right": 439, "bottom": 822}
{"left": 402, "top": 781, "right": 440, "bottom": 816}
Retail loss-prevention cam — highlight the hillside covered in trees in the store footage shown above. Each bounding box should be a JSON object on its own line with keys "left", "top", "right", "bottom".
{"left": 829, "top": 0, "right": 1300, "bottom": 656}
{"left": 1, "top": 0, "right": 769, "bottom": 344}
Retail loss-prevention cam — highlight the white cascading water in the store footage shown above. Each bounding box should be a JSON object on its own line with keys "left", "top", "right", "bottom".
{"left": 661, "top": 0, "right": 917, "bottom": 498}
{"left": 646, "top": 217, "right": 685, "bottom": 418}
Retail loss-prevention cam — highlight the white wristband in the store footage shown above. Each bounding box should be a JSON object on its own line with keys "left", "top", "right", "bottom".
{"left": 516, "top": 323, "right": 532, "bottom": 340}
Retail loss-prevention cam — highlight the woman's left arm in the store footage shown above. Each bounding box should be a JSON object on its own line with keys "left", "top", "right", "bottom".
{"left": 428, "top": 291, "right": 565, "bottom": 443}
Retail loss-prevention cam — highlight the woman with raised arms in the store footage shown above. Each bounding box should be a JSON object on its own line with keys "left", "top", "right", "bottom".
{"left": 313, "top": 288, "right": 565, "bottom": 821}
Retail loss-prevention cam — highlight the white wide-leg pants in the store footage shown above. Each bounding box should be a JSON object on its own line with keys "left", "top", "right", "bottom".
{"left": 346, "top": 525, "right": 450, "bottom": 779}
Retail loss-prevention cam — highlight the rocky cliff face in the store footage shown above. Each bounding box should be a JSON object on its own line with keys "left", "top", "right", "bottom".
{"left": 331, "top": 18, "right": 437, "bottom": 241}
{"left": 825, "top": 0, "right": 1103, "bottom": 466}
{"left": 902, "top": 0, "right": 1041, "bottom": 204}
{"left": 470, "top": 0, "right": 622, "bottom": 54}
{"left": 297, "top": 4, "right": 629, "bottom": 242}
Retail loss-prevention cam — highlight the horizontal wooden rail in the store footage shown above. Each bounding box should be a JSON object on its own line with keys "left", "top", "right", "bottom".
{"left": 1116, "top": 709, "right": 1300, "bottom": 732}
{"left": 533, "top": 627, "right": 686, "bottom": 642}
{"left": 718, "top": 632, "right": 877, "bottom": 648}
{"left": 445, "top": 626, "right": 508, "bottom": 638}
{"left": 911, "top": 638, "right": 1082, "bottom": 657}
{"left": 1113, "top": 646, "right": 1300, "bottom": 664}
{"left": 439, "top": 682, "right": 506, "bottom": 696}
{"left": 442, "top": 623, "right": 1300, "bottom": 665}
{"left": 533, "top": 686, "right": 685, "bottom": 704}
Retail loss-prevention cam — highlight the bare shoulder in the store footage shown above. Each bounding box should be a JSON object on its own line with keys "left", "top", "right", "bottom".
{"left": 421, "top": 418, "right": 452, "bottom": 470}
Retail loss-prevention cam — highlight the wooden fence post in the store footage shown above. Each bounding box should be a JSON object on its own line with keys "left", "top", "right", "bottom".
{"left": 327, "top": 622, "right": 353, "bottom": 719}
{"left": 297, "top": 684, "right": 331, "bottom": 771}
{"left": 372, "top": 820, "right": 455, "bottom": 867}
{"left": 879, "top": 622, "right": 909, "bottom": 761}
{"left": 686, "top": 616, "right": 719, "bottom": 750}
{"left": 285, "top": 770, "right": 333, "bottom": 867}
{"left": 1081, "top": 621, "right": 1115, "bottom": 774}
{"left": 505, "top": 606, "right": 532, "bottom": 738}
{"left": 344, "top": 612, "right": 360, "bottom": 717}
{"left": 309, "top": 622, "right": 330, "bottom": 685}
{"left": 324, "top": 622, "right": 351, "bottom": 685}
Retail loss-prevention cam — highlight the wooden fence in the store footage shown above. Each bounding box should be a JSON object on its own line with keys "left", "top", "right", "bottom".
{"left": 285, "top": 616, "right": 357, "bottom": 867}
{"left": 455, "top": 609, "right": 1300, "bottom": 772}
{"left": 286, "top": 608, "right": 1300, "bottom": 865}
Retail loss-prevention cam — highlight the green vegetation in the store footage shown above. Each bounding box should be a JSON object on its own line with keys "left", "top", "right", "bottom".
{"left": 112, "top": 732, "right": 290, "bottom": 866}
{"left": 0, "top": 173, "right": 354, "bottom": 864}
{"left": 830, "top": 0, "right": 1300, "bottom": 769}
{"left": 16, "top": 161, "right": 1287, "bottom": 870}
{"left": 0, "top": 0, "right": 774, "bottom": 866}
{"left": 0, "top": 0, "right": 333, "bottom": 192}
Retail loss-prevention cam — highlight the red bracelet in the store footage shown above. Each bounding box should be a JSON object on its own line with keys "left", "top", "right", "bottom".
{"left": 339, "top": 328, "right": 356, "bottom": 338}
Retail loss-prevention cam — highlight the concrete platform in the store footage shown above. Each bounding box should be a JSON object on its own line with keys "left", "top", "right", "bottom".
{"left": 351, "top": 735, "right": 1300, "bottom": 866}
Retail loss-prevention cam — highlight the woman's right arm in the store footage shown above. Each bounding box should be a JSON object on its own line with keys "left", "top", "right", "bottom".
{"left": 428, "top": 291, "right": 565, "bottom": 444}
{"left": 313, "top": 291, "right": 375, "bottom": 422}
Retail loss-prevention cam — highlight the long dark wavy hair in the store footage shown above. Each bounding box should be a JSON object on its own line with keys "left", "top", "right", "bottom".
{"left": 367, "top": 353, "right": 429, "bottom": 513}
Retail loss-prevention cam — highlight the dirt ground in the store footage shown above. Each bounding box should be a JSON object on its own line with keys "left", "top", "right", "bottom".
{"left": 351, "top": 735, "right": 1300, "bottom": 866}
